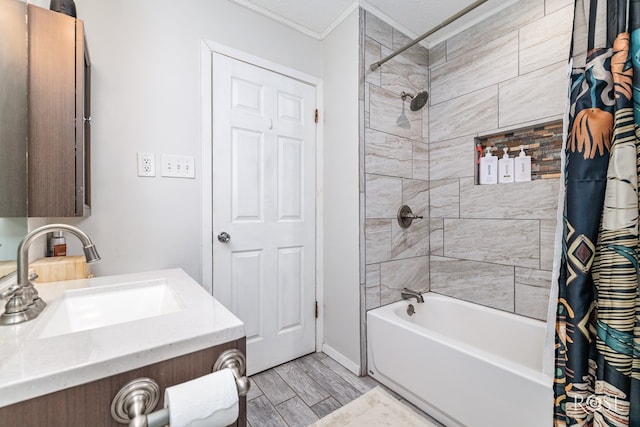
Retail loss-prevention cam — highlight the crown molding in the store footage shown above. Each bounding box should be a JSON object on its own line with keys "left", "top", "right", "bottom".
{"left": 229, "top": 0, "right": 358, "bottom": 40}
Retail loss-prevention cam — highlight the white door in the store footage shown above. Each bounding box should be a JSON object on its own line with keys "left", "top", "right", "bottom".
{"left": 211, "top": 53, "right": 317, "bottom": 375}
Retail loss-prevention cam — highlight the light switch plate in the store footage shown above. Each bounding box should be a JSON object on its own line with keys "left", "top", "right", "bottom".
{"left": 161, "top": 154, "right": 195, "bottom": 178}
{"left": 137, "top": 152, "right": 156, "bottom": 177}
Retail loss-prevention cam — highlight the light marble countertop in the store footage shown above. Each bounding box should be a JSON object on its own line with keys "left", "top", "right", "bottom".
{"left": 0, "top": 268, "right": 244, "bottom": 408}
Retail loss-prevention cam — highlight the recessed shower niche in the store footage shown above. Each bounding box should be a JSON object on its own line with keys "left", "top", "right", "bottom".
{"left": 474, "top": 120, "right": 563, "bottom": 185}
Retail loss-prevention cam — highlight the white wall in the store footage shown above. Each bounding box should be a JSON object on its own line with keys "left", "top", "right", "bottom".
{"left": 50, "top": 0, "right": 322, "bottom": 281}
{"left": 28, "top": 0, "right": 361, "bottom": 371}
{"left": 321, "top": 9, "right": 361, "bottom": 372}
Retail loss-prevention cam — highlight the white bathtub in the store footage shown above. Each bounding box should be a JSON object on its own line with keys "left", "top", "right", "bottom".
{"left": 367, "top": 293, "right": 553, "bottom": 427}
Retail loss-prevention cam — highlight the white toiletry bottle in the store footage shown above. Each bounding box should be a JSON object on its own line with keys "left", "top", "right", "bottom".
{"left": 515, "top": 145, "right": 531, "bottom": 182}
{"left": 498, "top": 147, "right": 514, "bottom": 184}
{"left": 480, "top": 147, "right": 498, "bottom": 184}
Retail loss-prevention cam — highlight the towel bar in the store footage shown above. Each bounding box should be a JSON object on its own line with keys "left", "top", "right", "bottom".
{"left": 111, "top": 349, "right": 249, "bottom": 427}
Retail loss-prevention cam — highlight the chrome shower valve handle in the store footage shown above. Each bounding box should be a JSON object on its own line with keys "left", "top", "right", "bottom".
{"left": 397, "top": 205, "right": 423, "bottom": 228}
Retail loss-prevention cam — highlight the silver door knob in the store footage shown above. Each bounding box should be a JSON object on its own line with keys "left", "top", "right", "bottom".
{"left": 217, "top": 232, "right": 231, "bottom": 243}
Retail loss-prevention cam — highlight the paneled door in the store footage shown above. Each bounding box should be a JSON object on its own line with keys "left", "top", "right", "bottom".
{"left": 211, "top": 53, "right": 317, "bottom": 375}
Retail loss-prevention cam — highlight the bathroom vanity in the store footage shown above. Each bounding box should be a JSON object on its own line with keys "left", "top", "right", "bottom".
{"left": 0, "top": 269, "right": 246, "bottom": 426}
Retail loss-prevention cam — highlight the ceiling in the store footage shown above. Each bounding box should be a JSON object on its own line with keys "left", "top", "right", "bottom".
{"left": 229, "top": 0, "right": 518, "bottom": 46}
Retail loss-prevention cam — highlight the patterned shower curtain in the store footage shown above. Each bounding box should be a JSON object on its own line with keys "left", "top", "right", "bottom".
{"left": 553, "top": 0, "right": 640, "bottom": 425}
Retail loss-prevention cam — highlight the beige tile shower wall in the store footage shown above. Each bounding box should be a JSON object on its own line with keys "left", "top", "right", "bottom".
{"left": 428, "top": 0, "right": 572, "bottom": 320}
{"left": 360, "top": 10, "right": 430, "bottom": 313}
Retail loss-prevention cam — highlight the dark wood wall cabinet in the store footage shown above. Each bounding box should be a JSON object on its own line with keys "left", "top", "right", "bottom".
{"left": 0, "top": 0, "right": 28, "bottom": 218}
{"left": 0, "top": 339, "right": 247, "bottom": 427}
{"left": 28, "top": 4, "right": 91, "bottom": 217}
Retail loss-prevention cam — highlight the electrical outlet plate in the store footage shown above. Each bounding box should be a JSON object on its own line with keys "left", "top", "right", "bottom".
{"left": 161, "top": 154, "right": 196, "bottom": 178}
{"left": 137, "top": 152, "right": 156, "bottom": 177}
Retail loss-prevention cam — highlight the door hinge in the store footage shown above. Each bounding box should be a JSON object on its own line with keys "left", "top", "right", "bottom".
{"left": 315, "top": 301, "right": 318, "bottom": 318}
{"left": 314, "top": 109, "right": 319, "bottom": 124}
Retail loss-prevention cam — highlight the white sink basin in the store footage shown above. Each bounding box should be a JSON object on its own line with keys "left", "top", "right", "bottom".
{"left": 0, "top": 269, "right": 245, "bottom": 409}
{"left": 36, "top": 278, "right": 184, "bottom": 339}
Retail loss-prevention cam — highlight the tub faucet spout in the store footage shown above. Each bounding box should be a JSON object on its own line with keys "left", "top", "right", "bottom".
{"left": 401, "top": 288, "right": 424, "bottom": 303}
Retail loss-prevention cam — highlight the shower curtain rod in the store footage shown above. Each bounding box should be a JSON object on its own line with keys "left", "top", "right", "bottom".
{"left": 369, "top": 0, "right": 489, "bottom": 71}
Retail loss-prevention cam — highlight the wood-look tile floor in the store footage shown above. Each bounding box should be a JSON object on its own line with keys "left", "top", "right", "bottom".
{"left": 246, "top": 352, "right": 444, "bottom": 427}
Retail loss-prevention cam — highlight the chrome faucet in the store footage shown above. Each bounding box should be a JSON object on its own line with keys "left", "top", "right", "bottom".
{"left": 0, "top": 224, "right": 101, "bottom": 326}
{"left": 401, "top": 288, "right": 424, "bottom": 303}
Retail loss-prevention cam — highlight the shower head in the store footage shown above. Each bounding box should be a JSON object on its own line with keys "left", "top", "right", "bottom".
{"left": 401, "top": 91, "right": 429, "bottom": 111}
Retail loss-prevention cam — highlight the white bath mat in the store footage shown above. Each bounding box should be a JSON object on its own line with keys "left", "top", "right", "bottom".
{"left": 309, "top": 386, "right": 438, "bottom": 427}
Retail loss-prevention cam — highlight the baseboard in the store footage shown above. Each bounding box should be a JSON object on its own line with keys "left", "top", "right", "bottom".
{"left": 321, "top": 344, "right": 361, "bottom": 376}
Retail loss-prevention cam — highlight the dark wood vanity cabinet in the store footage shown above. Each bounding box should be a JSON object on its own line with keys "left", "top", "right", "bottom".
{"left": 0, "top": 339, "right": 247, "bottom": 427}
{"left": 28, "top": 4, "right": 91, "bottom": 217}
